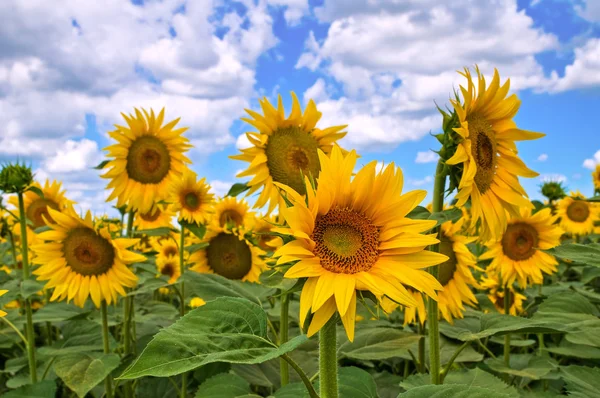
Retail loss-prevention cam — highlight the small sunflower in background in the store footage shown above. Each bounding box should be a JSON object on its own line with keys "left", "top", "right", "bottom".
{"left": 31, "top": 208, "right": 145, "bottom": 308}
{"left": 103, "top": 108, "right": 192, "bottom": 214}
{"left": 211, "top": 196, "right": 254, "bottom": 232}
{"left": 230, "top": 92, "right": 348, "bottom": 215}
{"left": 251, "top": 214, "right": 283, "bottom": 252}
{"left": 592, "top": 164, "right": 600, "bottom": 193}
{"left": 151, "top": 236, "right": 179, "bottom": 260}
{"left": 156, "top": 255, "right": 181, "bottom": 284}
{"left": 189, "top": 228, "right": 266, "bottom": 283}
{"left": 403, "top": 217, "right": 480, "bottom": 325}
{"left": 480, "top": 207, "right": 563, "bottom": 288}
{"left": 446, "top": 67, "right": 542, "bottom": 241}
{"left": 189, "top": 297, "right": 206, "bottom": 308}
{"left": 8, "top": 180, "right": 74, "bottom": 228}
{"left": 273, "top": 146, "right": 448, "bottom": 341}
{"left": 134, "top": 234, "right": 154, "bottom": 253}
{"left": 134, "top": 203, "right": 175, "bottom": 230}
{"left": 169, "top": 169, "right": 214, "bottom": 224}
{"left": 557, "top": 191, "right": 599, "bottom": 236}
{"left": 0, "top": 290, "right": 7, "bottom": 317}
{"left": 480, "top": 272, "right": 526, "bottom": 316}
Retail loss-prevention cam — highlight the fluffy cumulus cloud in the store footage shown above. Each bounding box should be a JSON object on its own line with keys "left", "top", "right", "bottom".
{"left": 583, "top": 149, "right": 600, "bottom": 169}
{"left": 548, "top": 38, "right": 600, "bottom": 92}
{"left": 415, "top": 151, "right": 438, "bottom": 164}
{"left": 575, "top": 0, "right": 600, "bottom": 22}
{"left": 297, "top": 0, "right": 600, "bottom": 150}
{"left": 267, "top": 0, "right": 310, "bottom": 25}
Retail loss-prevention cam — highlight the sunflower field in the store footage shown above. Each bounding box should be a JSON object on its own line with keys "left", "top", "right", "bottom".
{"left": 1, "top": 67, "right": 600, "bottom": 398}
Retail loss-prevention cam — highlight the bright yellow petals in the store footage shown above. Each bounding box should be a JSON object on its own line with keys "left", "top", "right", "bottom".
{"left": 190, "top": 297, "right": 206, "bottom": 308}
{"left": 449, "top": 66, "right": 542, "bottom": 241}
{"left": 275, "top": 146, "right": 448, "bottom": 341}
{"left": 211, "top": 196, "right": 254, "bottom": 232}
{"left": 31, "top": 208, "right": 145, "bottom": 308}
{"left": 8, "top": 179, "right": 75, "bottom": 228}
{"left": 481, "top": 207, "right": 563, "bottom": 289}
{"left": 102, "top": 108, "right": 192, "bottom": 214}
{"left": 251, "top": 214, "right": 283, "bottom": 252}
{"left": 556, "top": 192, "right": 599, "bottom": 236}
{"left": 134, "top": 203, "right": 175, "bottom": 230}
{"left": 156, "top": 254, "right": 181, "bottom": 284}
{"left": 169, "top": 169, "right": 215, "bottom": 224}
{"left": 480, "top": 272, "right": 526, "bottom": 316}
{"left": 0, "top": 290, "right": 7, "bottom": 317}
{"left": 189, "top": 228, "right": 266, "bottom": 283}
{"left": 230, "top": 92, "right": 348, "bottom": 215}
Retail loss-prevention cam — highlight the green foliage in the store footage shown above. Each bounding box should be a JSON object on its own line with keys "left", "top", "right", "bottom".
{"left": 53, "top": 353, "right": 120, "bottom": 397}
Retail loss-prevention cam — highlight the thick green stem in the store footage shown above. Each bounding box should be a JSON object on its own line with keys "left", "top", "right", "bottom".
{"left": 179, "top": 224, "right": 187, "bottom": 398}
{"left": 17, "top": 192, "right": 37, "bottom": 383}
{"left": 417, "top": 322, "right": 425, "bottom": 373}
{"left": 45, "top": 290, "right": 53, "bottom": 346}
{"left": 427, "top": 160, "right": 445, "bottom": 385}
{"left": 504, "top": 290, "right": 511, "bottom": 367}
{"left": 280, "top": 292, "right": 290, "bottom": 387}
{"left": 123, "top": 210, "right": 134, "bottom": 398}
{"left": 101, "top": 301, "right": 114, "bottom": 398}
{"left": 319, "top": 315, "right": 338, "bottom": 398}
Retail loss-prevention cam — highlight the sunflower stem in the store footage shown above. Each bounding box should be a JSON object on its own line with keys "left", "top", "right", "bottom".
{"left": 417, "top": 322, "right": 425, "bottom": 373}
{"left": 179, "top": 223, "right": 187, "bottom": 398}
{"left": 427, "top": 160, "right": 445, "bottom": 385}
{"left": 123, "top": 210, "right": 134, "bottom": 398}
{"left": 504, "top": 289, "right": 511, "bottom": 368}
{"left": 280, "top": 291, "right": 290, "bottom": 387}
{"left": 17, "top": 191, "right": 37, "bottom": 383}
{"left": 319, "top": 315, "right": 338, "bottom": 398}
{"left": 101, "top": 301, "right": 114, "bottom": 398}
{"left": 282, "top": 354, "right": 319, "bottom": 398}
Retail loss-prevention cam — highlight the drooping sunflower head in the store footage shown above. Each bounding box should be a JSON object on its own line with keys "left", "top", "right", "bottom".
{"left": 134, "top": 203, "right": 175, "bottom": 230}
{"left": 189, "top": 228, "right": 266, "bottom": 283}
{"left": 230, "top": 92, "right": 348, "bottom": 215}
{"left": 593, "top": 164, "right": 600, "bottom": 192}
{"left": 251, "top": 214, "right": 283, "bottom": 251}
{"left": 169, "top": 169, "right": 215, "bottom": 224}
{"left": 156, "top": 254, "right": 181, "bottom": 284}
{"left": 211, "top": 196, "right": 254, "bottom": 232}
{"left": 273, "top": 146, "right": 448, "bottom": 341}
{"left": 102, "top": 108, "right": 192, "bottom": 214}
{"left": 480, "top": 207, "right": 563, "bottom": 288}
{"left": 557, "top": 192, "right": 599, "bottom": 236}
{"left": 446, "top": 66, "right": 543, "bottom": 241}
{"left": 31, "top": 209, "right": 145, "bottom": 308}
{"left": 8, "top": 180, "right": 75, "bottom": 229}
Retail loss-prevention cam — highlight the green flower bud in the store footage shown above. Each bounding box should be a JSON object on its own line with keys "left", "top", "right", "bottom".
{"left": 0, "top": 162, "right": 34, "bottom": 194}
{"left": 540, "top": 181, "right": 567, "bottom": 203}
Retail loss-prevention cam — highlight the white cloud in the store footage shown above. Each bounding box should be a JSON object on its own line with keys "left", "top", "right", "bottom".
{"left": 575, "top": 0, "right": 600, "bottom": 22}
{"left": 236, "top": 133, "right": 253, "bottom": 150}
{"left": 209, "top": 180, "right": 234, "bottom": 198}
{"left": 409, "top": 175, "right": 433, "bottom": 186}
{"left": 549, "top": 38, "right": 600, "bottom": 92}
{"left": 267, "top": 0, "right": 310, "bottom": 25}
{"left": 539, "top": 174, "right": 567, "bottom": 183}
{"left": 415, "top": 151, "right": 438, "bottom": 164}
{"left": 583, "top": 149, "right": 600, "bottom": 169}
{"left": 537, "top": 153, "right": 548, "bottom": 162}
{"left": 43, "top": 139, "right": 102, "bottom": 173}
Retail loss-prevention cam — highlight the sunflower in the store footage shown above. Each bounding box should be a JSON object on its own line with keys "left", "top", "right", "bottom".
{"left": 557, "top": 191, "right": 599, "bottom": 236}
{"left": 31, "top": 208, "right": 145, "bottom": 308}
{"left": 189, "top": 228, "right": 266, "bottom": 283}
{"left": 252, "top": 214, "right": 283, "bottom": 251}
{"left": 230, "top": 92, "right": 348, "bottom": 215}
{"left": 403, "top": 218, "right": 480, "bottom": 325}
{"left": 169, "top": 169, "right": 214, "bottom": 224}
{"left": 156, "top": 254, "right": 181, "bottom": 284}
{"left": 0, "top": 290, "right": 7, "bottom": 317}
{"left": 446, "top": 67, "right": 543, "bottom": 241}
{"left": 480, "top": 207, "right": 562, "bottom": 288}
{"left": 480, "top": 272, "right": 526, "bottom": 316}
{"left": 211, "top": 196, "right": 254, "bottom": 231}
{"left": 8, "top": 180, "right": 74, "bottom": 228}
{"left": 103, "top": 108, "right": 192, "bottom": 214}
{"left": 134, "top": 203, "right": 175, "bottom": 230}
{"left": 134, "top": 234, "right": 154, "bottom": 253}
{"left": 151, "top": 236, "right": 180, "bottom": 260}
{"left": 593, "top": 164, "right": 600, "bottom": 192}
{"left": 273, "top": 146, "right": 448, "bottom": 341}
{"left": 190, "top": 297, "right": 206, "bottom": 308}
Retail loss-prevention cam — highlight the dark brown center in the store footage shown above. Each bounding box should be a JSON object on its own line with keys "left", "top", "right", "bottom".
{"left": 63, "top": 227, "right": 115, "bottom": 276}
{"left": 566, "top": 200, "right": 590, "bottom": 223}
{"left": 501, "top": 222, "right": 539, "bottom": 261}
{"left": 26, "top": 198, "right": 60, "bottom": 228}
{"left": 126, "top": 136, "right": 171, "bottom": 184}
{"left": 206, "top": 233, "right": 252, "bottom": 279}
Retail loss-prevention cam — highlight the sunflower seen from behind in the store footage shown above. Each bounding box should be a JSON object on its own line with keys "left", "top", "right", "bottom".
{"left": 8, "top": 180, "right": 74, "bottom": 229}
{"left": 446, "top": 67, "right": 543, "bottom": 241}
{"left": 557, "top": 191, "right": 599, "bottom": 236}
{"left": 31, "top": 208, "right": 145, "bottom": 308}
{"left": 230, "top": 92, "right": 347, "bottom": 215}
{"left": 189, "top": 227, "right": 266, "bottom": 283}
{"left": 404, "top": 217, "right": 480, "bottom": 325}
{"left": 103, "top": 108, "right": 192, "bottom": 214}
{"left": 169, "top": 169, "right": 214, "bottom": 224}
{"left": 273, "top": 146, "right": 448, "bottom": 341}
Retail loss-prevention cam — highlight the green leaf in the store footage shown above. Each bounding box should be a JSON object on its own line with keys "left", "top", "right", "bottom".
{"left": 429, "top": 208, "right": 463, "bottom": 226}
{"left": 273, "top": 383, "right": 310, "bottom": 398}
{"left": 119, "top": 297, "right": 309, "bottom": 379}
{"left": 93, "top": 160, "right": 110, "bottom": 170}
{"left": 182, "top": 221, "right": 207, "bottom": 240}
{"left": 26, "top": 185, "right": 44, "bottom": 198}
{"left": 258, "top": 269, "right": 297, "bottom": 291}
{"left": 373, "top": 372, "right": 403, "bottom": 398}
{"left": 586, "top": 195, "right": 600, "bottom": 202}
{"left": 194, "top": 373, "right": 261, "bottom": 398}
{"left": 135, "top": 227, "right": 175, "bottom": 237}
{"left": 32, "top": 302, "right": 89, "bottom": 323}
{"left": 406, "top": 206, "right": 430, "bottom": 220}
{"left": 339, "top": 328, "right": 421, "bottom": 360}
{"left": 184, "top": 272, "right": 272, "bottom": 304}
{"left": 54, "top": 353, "right": 120, "bottom": 398}
{"left": 485, "top": 355, "right": 558, "bottom": 380}
{"left": 399, "top": 384, "right": 514, "bottom": 397}
{"left": 544, "top": 243, "right": 600, "bottom": 267}
{"left": 545, "top": 341, "right": 600, "bottom": 359}
{"left": 3, "top": 380, "right": 57, "bottom": 398}
{"left": 227, "top": 183, "right": 251, "bottom": 197}
{"left": 20, "top": 279, "right": 46, "bottom": 299}
{"left": 560, "top": 366, "right": 600, "bottom": 398}
{"left": 186, "top": 242, "right": 209, "bottom": 254}
{"left": 336, "top": 367, "right": 378, "bottom": 398}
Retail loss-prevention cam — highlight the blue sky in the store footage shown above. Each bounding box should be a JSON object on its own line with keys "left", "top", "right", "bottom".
{"left": 0, "top": 0, "right": 598, "bottom": 215}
